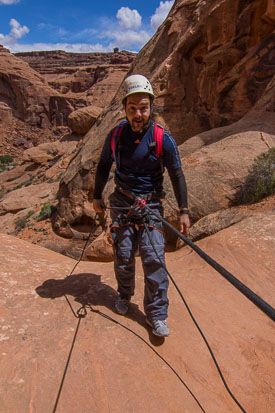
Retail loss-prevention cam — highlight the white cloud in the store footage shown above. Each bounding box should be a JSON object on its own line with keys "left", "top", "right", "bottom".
{"left": 116, "top": 7, "right": 142, "bottom": 30}
{"left": 98, "top": 8, "right": 149, "bottom": 50}
{"left": 9, "top": 18, "right": 29, "bottom": 39}
{"left": 0, "top": 0, "right": 20, "bottom": 4}
{"left": 151, "top": 1, "right": 174, "bottom": 31}
{"left": 8, "top": 42, "right": 109, "bottom": 53}
{"left": 99, "top": 29, "right": 150, "bottom": 50}
{"left": 0, "top": 18, "right": 29, "bottom": 45}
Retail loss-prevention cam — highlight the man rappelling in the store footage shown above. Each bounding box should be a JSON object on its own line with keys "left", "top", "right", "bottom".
{"left": 92, "top": 74, "right": 190, "bottom": 337}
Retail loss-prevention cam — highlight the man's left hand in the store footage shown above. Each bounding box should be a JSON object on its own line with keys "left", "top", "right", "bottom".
{"left": 179, "top": 214, "right": 190, "bottom": 235}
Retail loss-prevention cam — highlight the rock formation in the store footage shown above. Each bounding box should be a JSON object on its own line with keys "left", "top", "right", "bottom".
{"left": 68, "top": 106, "right": 102, "bottom": 135}
{"left": 53, "top": 0, "right": 275, "bottom": 257}
{"left": 17, "top": 50, "right": 135, "bottom": 108}
{"left": 16, "top": 50, "right": 135, "bottom": 74}
{"left": 0, "top": 211, "right": 274, "bottom": 411}
{"left": 0, "top": 45, "right": 74, "bottom": 158}
{"left": 0, "top": 45, "right": 74, "bottom": 129}
{"left": 0, "top": 47, "right": 135, "bottom": 158}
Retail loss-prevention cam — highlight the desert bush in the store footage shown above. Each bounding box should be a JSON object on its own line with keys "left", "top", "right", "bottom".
{"left": 37, "top": 202, "right": 52, "bottom": 221}
{"left": 234, "top": 148, "right": 275, "bottom": 204}
{"left": 0, "top": 155, "right": 13, "bottom": 173}
{"left": 14, "top": 210, "right": 34, "bottom": 232}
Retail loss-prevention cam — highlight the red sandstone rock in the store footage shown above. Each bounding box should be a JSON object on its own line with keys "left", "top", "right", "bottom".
{"left": 68, "top": 105, "right": 102, "bottom": 135}
{"left": 0, "top": 44, "right": 70, "bottom": 129}
{"left": 22, "top": 140, "right": 77, "bottom": 164}
{"left": 85, "top": 231, "right": 113, "bottom": 262}
{"left": 16, "top": 50, "right": 135, "bottom": 110}
{"left": 0, "top": 182, "right": 58, "bottom": 214}
{"left": 0, "top": 212, "right": 274, "bottom": 411}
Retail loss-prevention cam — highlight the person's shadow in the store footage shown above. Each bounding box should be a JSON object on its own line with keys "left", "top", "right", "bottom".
{"left": 36, "top": 273, "right": 164, "bottom": 345}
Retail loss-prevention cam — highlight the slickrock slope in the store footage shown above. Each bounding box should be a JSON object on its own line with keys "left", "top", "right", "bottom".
{"left": 54, "top": 0, "right": 275, "bottom": 248}
{"left": 0, "top": 213, "right": 274, "bottom": 412}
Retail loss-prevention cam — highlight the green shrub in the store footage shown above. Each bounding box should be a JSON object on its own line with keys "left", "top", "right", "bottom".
{"left": 235, "top": 148, "right": 275, "bottom": 204}
{"left": 15, "top": 217, "right": 28, "bottom": 231}
{"left": 0, "top": 155, "right": 13, "bottom": 163}
{"left": 37, "top": 202, "right": 52, "bottom": 221}
{"left": 14, "top": 210, "right": 34, "bottom": 232}
{"left": 0, "top": 155, "right": 14, "bottom": 173}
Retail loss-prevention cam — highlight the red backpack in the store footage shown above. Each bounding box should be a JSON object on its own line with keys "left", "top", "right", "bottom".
{"left": 110, "top": 121, "right": 164, "bottom": 167}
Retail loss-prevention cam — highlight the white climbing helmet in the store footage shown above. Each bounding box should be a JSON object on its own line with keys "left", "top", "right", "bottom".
{"left": 122, "top": 74, "right": 154, "bottom": 103}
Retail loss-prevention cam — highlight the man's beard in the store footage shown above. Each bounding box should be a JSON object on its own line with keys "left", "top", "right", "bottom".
{"left": 129, "top": 118, "right": 150, "bottom": 132}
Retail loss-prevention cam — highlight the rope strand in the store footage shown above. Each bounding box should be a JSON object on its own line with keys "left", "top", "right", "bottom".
{"left": 144, "top": 222, "right": 247, "bottom": 413}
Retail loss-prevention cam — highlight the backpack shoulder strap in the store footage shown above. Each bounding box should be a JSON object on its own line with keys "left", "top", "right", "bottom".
{"left": 110, "top": 120, "right": 127, "bottom": 162}
{"left": 153, "top": 122, "right": 164, "bottom": 158}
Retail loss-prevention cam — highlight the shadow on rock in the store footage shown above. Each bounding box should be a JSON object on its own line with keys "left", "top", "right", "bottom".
{"left": 36, "top": 273, "right": 154, "bottom": 337}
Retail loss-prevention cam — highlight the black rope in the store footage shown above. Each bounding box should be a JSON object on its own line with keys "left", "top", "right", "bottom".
{"left": 88, "top": 305, "right": 206, "bottom": 413}
{"left": 52, "top": 314, "right": 82, "bottom": 413}
{"left": 143, "top": 222, "right": 247, "bottom": 413}
{"left": 63, "top": 225, "right": 95, "bottom": 318}
{"left": 145, "top": 207, "right": 275, "bottom": 322}
{"left": 51, "top": 223, "right": 95, "bottom": 411}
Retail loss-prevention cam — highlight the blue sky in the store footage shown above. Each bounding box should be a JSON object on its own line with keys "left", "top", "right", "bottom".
{"left": 0, "top": 0, "right": 175, "bottom": 52}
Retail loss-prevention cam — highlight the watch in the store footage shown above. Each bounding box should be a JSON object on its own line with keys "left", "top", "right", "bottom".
{"left": 179, "top": 208, "right": 189, "bottom": 215}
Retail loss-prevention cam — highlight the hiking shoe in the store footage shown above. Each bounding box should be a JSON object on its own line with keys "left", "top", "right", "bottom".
{"left": 115, "top": 295, "right": 130, "bottom": 315}
{"left": 146, "top": 318, "right": 170, "bottom": 337}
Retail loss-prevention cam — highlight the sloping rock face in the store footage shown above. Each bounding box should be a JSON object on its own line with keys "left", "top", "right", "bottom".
{"left": 54, "top": 0, "right": 275, "bottom": 244}
{"left": 0, "top": 213, "right": 274, "bottom": 412}
{"left": 0, "top": 45, "right": 76, "bottom": 158}
{"left": 0, "top": 182, "right": 58, "bottom": 214}
{"left": 0, "top": 45, "right": 73, "bottom": 129}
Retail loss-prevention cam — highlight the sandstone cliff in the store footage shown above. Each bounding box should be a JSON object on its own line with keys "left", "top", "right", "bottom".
{"left": 17, "top": 50, "right": 135, "bottom": 108}
{"left": 0, "top": 45, "right": 74, "bottom": 157}
{"left": 0, "top": 47, "right": 135, "bottom": 157}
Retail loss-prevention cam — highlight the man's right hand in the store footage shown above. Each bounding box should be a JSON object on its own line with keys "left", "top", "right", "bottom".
{"left": 93, "top": 198, "right": 106, "bottom": 214}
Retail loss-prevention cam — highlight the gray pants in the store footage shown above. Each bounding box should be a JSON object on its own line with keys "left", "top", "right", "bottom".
{"left": 109, "top": 190, "right": 169, "bottom": 321}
